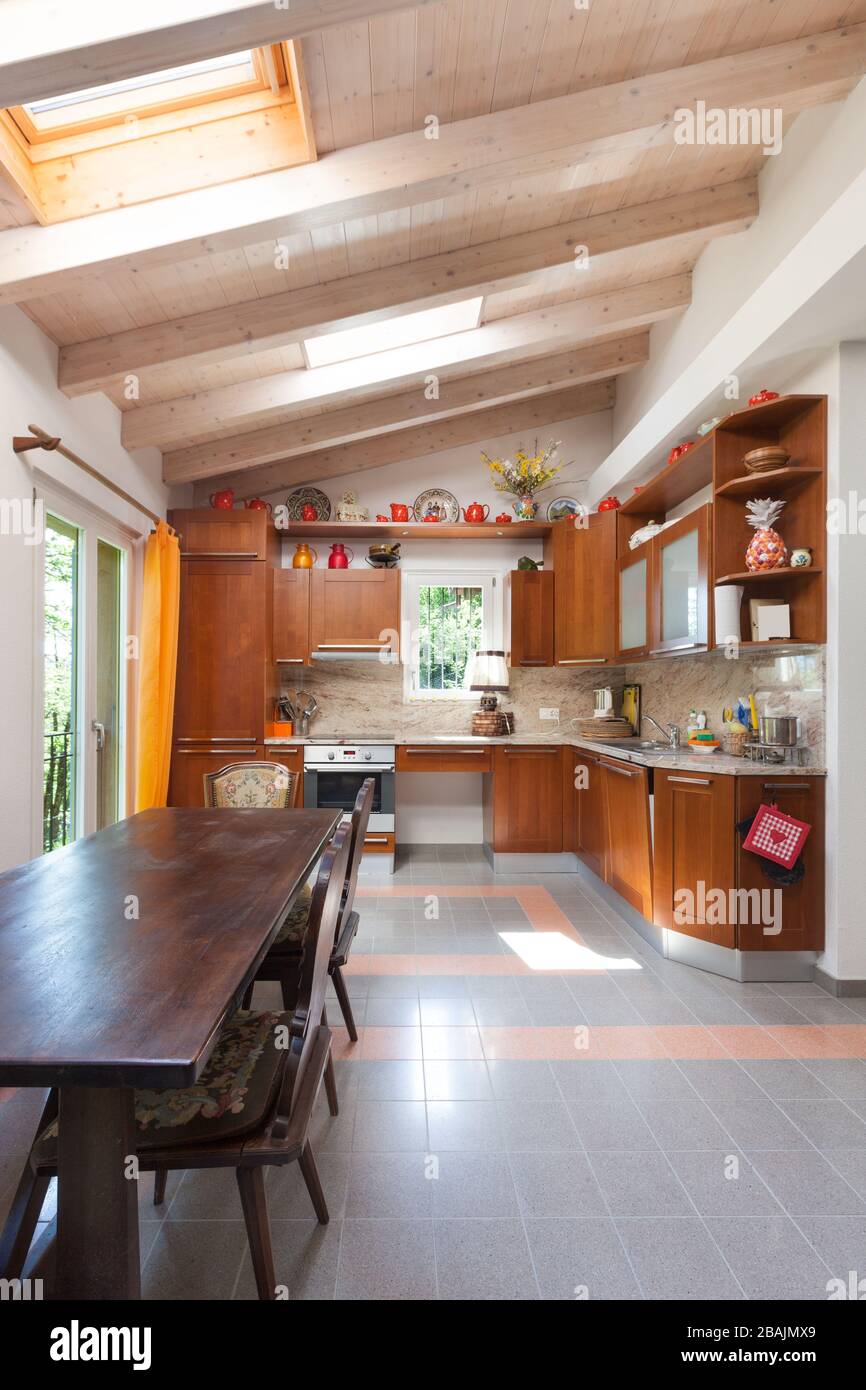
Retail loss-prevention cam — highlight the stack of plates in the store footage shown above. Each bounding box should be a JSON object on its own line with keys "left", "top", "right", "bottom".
{"left": 575, "top": 717, "right": 634, "bottom": 740}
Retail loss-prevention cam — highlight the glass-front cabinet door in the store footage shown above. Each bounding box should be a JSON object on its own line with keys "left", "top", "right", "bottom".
{"left": 650, "top": 504, "right": 711, "bottom": 656}
{"left": 617, "top": 547, "right": 651, "bottom": 659}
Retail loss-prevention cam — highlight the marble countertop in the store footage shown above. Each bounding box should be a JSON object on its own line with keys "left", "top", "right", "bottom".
{"left": 264, "top": 732, "right": 825, "bottom": 775}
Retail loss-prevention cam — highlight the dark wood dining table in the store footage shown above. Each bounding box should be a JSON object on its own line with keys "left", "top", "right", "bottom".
{"left": 0, "top": 806, "right": 340, "bottom": 1300}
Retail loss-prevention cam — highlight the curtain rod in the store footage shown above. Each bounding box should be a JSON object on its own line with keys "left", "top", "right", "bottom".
{"left": 13, "top": 423, "right": 164, "bottom": 528}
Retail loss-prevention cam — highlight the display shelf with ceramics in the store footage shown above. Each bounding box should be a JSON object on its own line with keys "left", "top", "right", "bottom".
{"left": 273, "top": 520, "right": 553, "bottom": 540}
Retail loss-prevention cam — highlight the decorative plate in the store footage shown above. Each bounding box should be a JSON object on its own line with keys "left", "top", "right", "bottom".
{"left": 546, "top": 497, "right": 584, "bottom": 522}
{"left": 412, "top": 488, "right": 459, "bottom": 523}
{"left": 285, "top": 486, "right": 331, "bottom": 521}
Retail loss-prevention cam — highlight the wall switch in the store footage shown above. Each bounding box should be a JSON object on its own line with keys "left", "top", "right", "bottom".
{"left": 539, "top": 708, "right": 559, "bottom": 721}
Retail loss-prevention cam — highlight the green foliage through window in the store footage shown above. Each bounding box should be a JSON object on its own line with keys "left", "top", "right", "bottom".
{"left": 417, "top": 585, "right": 483, "bottom": 693}
{"left": 43, "top": 515, "right": 78, "bottom": 851}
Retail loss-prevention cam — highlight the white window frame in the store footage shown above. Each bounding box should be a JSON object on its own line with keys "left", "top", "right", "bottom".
{"left": 402, "top": 570, "right": 501, "bottom": 702}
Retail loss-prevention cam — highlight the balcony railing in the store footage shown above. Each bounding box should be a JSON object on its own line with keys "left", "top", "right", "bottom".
{"left": 44, "top": 723, "right": 74, "bottom": 852}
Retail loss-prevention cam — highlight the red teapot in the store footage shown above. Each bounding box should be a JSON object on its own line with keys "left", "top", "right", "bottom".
{"left": 244, "top": 497, "right": 272, "bottom": 513}
{"left": 495, "top": 513, "right": 512, "bottom": 523}
{"left": 376, "top": 513, "right": 389, "bottom": 523}
{"left": 209, "top": 489, "right": 235, "bottom": 510}
{"left": 390, "top": 503, "right": 411, "bottom": 522}
{"left": 749, "top": 387, "right": 780, "bottom": 407}
{"left": 301, "top": 503, "right": 318, "bottom": 522}
{"left": 597, "top": 495, "right": 621, "bottom": 512}
{"left": 327, "top": 542, "right": 354, "bottom": 569}
{"left": 462, "top": 502, "right": 489, "bottom": 523}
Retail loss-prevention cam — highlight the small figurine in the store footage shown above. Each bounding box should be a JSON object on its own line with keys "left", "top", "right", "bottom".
{"left": 336, "top": 490, "right": 369, "bottom": 522}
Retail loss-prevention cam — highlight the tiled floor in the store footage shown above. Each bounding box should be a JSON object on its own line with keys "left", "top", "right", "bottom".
{"left": 3, "top": 843, "right": 866, "bottom": 1300}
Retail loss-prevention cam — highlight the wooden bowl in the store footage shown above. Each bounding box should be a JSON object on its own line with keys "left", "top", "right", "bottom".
{"left": 743, "top": 446, "right": 790, "bottom": 473}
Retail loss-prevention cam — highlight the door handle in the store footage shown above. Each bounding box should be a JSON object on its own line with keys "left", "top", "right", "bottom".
{"left": 667, "top": 775, "right": 711, "bottom": 785}
{"left": 762, "top": 782, "right": 811, "bottom": 791}
{"left": 559, "top": 657, "right": 608, "bottom": 664}
{"left": 91, "top": 719, "right": 105, "bottom": 752}
{"left": 180, "top": 550, "right": 259, "bottom": 558}
{"left": 501, "top": 748, "right": 559, "bottom": 755}
{"left": 364, "top": 836, "right": 391, "bottom": 844}
{"left": 649, "top": 642, "right": 702, "bottom": 654}
{"left": 601, "top": 761, "right": 639, "bottom": 777}
{"left": 403, "top": 748, "right": 487, "bottom": 755}
{"left": 275, "top": 658, "right": 304, "bottom": 664}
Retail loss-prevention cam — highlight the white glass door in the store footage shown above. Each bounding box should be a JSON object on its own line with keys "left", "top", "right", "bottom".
{"left": 40, "top": 497, "right": 133, "bottom": 851}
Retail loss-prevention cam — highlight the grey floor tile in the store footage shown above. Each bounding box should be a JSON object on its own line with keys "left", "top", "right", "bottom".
{"left": 825, "top": 1149, "right": 866, "bottom": 1197}
{"left": 346, "top": 1152, "right": 433, "bottom": 1218}
{"left": 466, "top": 974, "right": 521, "bottom": 997}
{"left": 738, "top": 998, "right": 812, "bottom": 1026}
{"left": 667, "top": 1151, "right": 784, "bottom": 1217}
{"left": 430, "top": 1152, "right": 519, "bottom": 1218}
{"left": 433, "top": 1218, "right": 537, "bottom": 1300}
{"left": 427, "top": 1100, "right": 503, "bottom": 1152}
{"left": 416, "top": 975, "right": 469, "bottom": 997}
{"left": 352, "top": 1100, "right": 428, "bottom": 1152}
{"left": 568, "top": 1097, "right": 657, "bottom": 1152}
{"left": 748, "top": 1150, "right": 866, "bottom": 1216}
{"left": 165, "top": 1167, "right": 245, "bottom": 1221}
{"left": 638, "top": 1099, "right": 731, "bottom": 1151}
{"left": 615, "top": 1060, "right": 697, "bottom": 1100}
{"left": 496, "top": 1099, "right": 580, "bottom": 1151}
{"left": 471, "top": 998, "right": 533, "bottom": 1028}
{"left": 579, "top": 997, "right": 645, "bottom": 1026}
{"left": 142, "top": 1221, "right": 248, "bottom": 1300}
{"left": 486, "top": 1060, "right": 559, "bottom": 1101}
{"left": 337, "top": 1219, "right": 436, "bottom": 1300}
{"left": 741, "top": 1059, "right": 834, "bottom": 1099}
{"left": 419, "top": 998, "right": 477, "bottom": 1026}
{"left": 511, "top": 1151, "right": 607, "bottom": 1219}
{"left": 779, "top": 1099, "right": 866, "bottom": 1149}
{"left": 590, "top": 1151, "right": 694, "bottom": 1218}
{"left": 804, "top": 1060, "right": 866, "bottom": 1103}
{"left": 616, "top": 1219, "right": 743, "bottom": 1300}
{"left": 308, "top": 1097, "right": 357, "bottom": 1153}
{"left": 550, "top": 1059, "right": 628, "bottom": 1101}
{"left": 364, "top": 998, "right": 421, "bottom": 1026}
{"left": 677, "top": 1060, "right": 766, "bottom": 1102}
{"left": 526, "top": 999, "right": 589, "bottom": 1026}
{"left": 424, "top": 1060, "right": 493, "bottom": 1101}
{"left": 525, "top": 1218, "right": 642, "bottom": 1300}
{"left": 355, "top": 1060, "right": 425, "bottom": 1101}
{"left": 365, "top": 976, "right": 420, "bottom": 998}
{"left": 235, "top": 1219, "right": 341, "bottom": 1300}
{"left": 798, "top": 1216, "right": 866, "bottom": 1278}
{"left": 706, "top": 1217, "right": 832, "bottom": 1300}
{"left": 705, "top": 1099, "right": 812, "bottom": 1151}
{"left": 268, "top": 1153, "right": 349, "bottom": 1221}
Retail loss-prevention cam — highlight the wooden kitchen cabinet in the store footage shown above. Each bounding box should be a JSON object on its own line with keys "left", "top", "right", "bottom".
{"left": 544, "top": 513, "right": 617, "bottom": 668}
{"left": 572, "top": 747, "right": 608, "bottom": 880}
{"left": 735, "top": 777, "right": 825, "bottom": 951}
{"left": 650, "top": 503, "right": 712, "bottom": 656}
{"left": 486, "top": 745, "right": 563, "bottom": 853}
{"left": 653, "top": 767, "right": 736, "bottom": 947}
{"left": 598, "top": 756, "right": 653, "bottom": 917}
{"left": 505, "top": 570, "right": 554, "bottom": 667}
{"left": 309, "top": 568, "right": 400, "bottom": 658}
{"left": 169, "top": 506, "right": 275, "bottom": 562}
{"left": 173, "top": 557, "right": 272, "bottom": 742}
{"left": 397, "top": 744, "right": 492, "bottom": 772}
{"left": 273, "top": 567, "right": 310, "bottom": 665}
{"left": 617, "top": 547, "right": 651, "bottom": 660}
{"left": 169, "top": 745, "right": 263, "bottom": 808}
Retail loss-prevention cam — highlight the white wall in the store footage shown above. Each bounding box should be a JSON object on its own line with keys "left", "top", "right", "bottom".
{"left": 0, "top": 303, "right": 168, "bottom": 871}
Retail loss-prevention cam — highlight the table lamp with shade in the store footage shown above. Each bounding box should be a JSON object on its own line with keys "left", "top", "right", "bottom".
{"left": 468, "top": 649, "right": 512, "bottom": 736}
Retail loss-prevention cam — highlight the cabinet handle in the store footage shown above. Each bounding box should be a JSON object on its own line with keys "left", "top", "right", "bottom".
{"left": 275, "top": 658, "right": 305, "bottom": 664}
{"left": 316, "top": 643, "right": 389, "bottom": 650}
{"left": 602, "top": 762, "right": 639, "bottom": 777}
{"left": 180, "top": 551, "right": 259, "bottom": 558}
{"left": 403, "top": 748, "right": 487, "bottom": 755}
{"left": 649, "top": 641, "right": 702, "bottom": 654}
{"left": 667, "top": 775, "right": 711, "bottom": 785}
{"left": 559, "top": 657, "right": 608, "bottom": 664}
{"left": 175, "top": 748, "right": 256, "bottom": 755}
{"left": 501, "top": 748, "right": 559, "bottom": 755}
{"left": 762, "top": 782, "right": 812, "bottom": 791}
{"left": 519, "top": 659, "right": 548, "bottom": 666}
{"left": 364, "top": 836, "right": 391, "bottom": 844}
{"left": 176, "top": 737, "right": 256, "bottom": 743}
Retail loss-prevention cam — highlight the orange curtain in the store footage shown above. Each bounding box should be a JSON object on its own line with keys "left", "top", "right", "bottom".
{"left": 135, "top": 520, "right": 180, "bottom": 811}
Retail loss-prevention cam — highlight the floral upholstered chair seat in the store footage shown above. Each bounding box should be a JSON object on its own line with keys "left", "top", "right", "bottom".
{"left": 203, "top": 761, "right": 298, "bottom": 809}
{"left": 36, "top": 1011, "right": 287, "bottom": 1154}
{"left": 272, "top": 882, "right": 313, "bottom": 948}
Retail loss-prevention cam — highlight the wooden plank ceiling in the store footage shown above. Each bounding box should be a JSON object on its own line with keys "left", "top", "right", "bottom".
{"left": 4, "top": 0, "right": 866, "bottom": 497}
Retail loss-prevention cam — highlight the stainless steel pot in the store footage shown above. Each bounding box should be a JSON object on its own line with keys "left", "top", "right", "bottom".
{"left": 758, "top": 715, "right": 799, "bottom": 746}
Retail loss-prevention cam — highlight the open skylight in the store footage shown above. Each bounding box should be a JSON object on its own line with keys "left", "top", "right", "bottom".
{"left": 303, "top": 298, "right": 484, "bottom": 369}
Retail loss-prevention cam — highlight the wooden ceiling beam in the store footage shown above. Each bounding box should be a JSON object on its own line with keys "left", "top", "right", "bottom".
{"left": 191, "top": 380, "right": 617, "bottom": 503}
{"left": 1, "top": 23, "right": 862, "bottom": 304}
{"left": 164, "top": 333, "right": 648, "bottom": 484}
{"left": 122, "top": 275, "right": 688, "bottom": 449}
{"left": 59, "top": 179, "right": 756, "bottom": 397}
{"left": 0, "top": 1, "right": 441, "bottom": 108}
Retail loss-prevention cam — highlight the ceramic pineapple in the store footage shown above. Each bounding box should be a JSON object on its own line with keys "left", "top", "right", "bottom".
{"left": 745, "top": 498, "right": 788, "bottom": 571}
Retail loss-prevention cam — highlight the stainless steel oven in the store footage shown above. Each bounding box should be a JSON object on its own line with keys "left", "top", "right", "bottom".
{"left": 303, "top": 741, "right": 395, "bottom": 832}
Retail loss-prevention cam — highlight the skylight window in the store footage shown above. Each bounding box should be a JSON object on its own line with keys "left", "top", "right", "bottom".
{"left": 302, "top": 298, "right": 484, "bottom": 369}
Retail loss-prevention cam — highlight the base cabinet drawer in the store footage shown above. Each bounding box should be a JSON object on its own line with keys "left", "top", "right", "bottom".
{"left": 735, "top": 777, "right": 825, "bottom": 951}
{"left": 488, "top": 745, "right": 563, "bottom": 853}
{"left": 397, "top": 744, "right": 492, "bottom": 772}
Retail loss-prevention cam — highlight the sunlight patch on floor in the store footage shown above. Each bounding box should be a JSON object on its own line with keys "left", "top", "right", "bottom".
{"left": 498, "top": 931, "right": 643, "bottom": 972}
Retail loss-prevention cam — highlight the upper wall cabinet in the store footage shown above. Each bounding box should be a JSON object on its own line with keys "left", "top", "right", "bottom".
{"left": 309, "top": 568, "right": 401, "bottom": 659}
{"left": 505, "top": 569, "right": 554, "bottom": 668}
{"left": 650, "top": 503, "right": 712, "bottom": 656}
{"left": 544, "top": 512, "right": 617, "bottom": 668}
{"left": 169, "top": 507, "right": 274, "bottom": 562}
{"left": 273, "top": 568, "right": 310, "bottom": 666}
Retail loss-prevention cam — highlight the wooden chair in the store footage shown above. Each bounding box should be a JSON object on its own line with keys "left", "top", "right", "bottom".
{"left": 1, "top": 825, "right": 351, "bottom": 1300}
{"left": 250, "top": 777, "right": 373, "bottom": 1041}
{"left": 203, "top": 760, "right": 299, "bottom": 809}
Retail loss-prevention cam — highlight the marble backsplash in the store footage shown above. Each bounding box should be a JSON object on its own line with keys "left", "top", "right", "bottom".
{"left": 281, "top": 647, "right": 825, "bottom": 761}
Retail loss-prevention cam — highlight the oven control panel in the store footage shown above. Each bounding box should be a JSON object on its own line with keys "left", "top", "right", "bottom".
{"left": 304, "top": 745, "right": 395, "bottom": 767}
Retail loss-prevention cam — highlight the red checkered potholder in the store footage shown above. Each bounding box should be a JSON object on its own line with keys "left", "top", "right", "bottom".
{"left": 742, "top": 802, "right": 811, "bottom": 869}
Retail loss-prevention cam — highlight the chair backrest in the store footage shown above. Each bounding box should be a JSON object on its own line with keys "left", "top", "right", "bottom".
{"left": 277, "top": 823, "right": 351, "bottom": 1123}
{"left": 336, "top": 777, "right": 375, "bottom": 939}
{"left": 203, "top": 761, "right": 299, "bottom": 809}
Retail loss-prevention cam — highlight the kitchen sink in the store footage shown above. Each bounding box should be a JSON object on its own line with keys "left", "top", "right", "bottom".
{"left": 583, "top": 737, "right": 670, "bottom": 752}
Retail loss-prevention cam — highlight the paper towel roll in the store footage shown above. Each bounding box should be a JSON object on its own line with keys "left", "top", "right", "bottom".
{"left": 714, "top": 585, "right": 744, "bottom": 645}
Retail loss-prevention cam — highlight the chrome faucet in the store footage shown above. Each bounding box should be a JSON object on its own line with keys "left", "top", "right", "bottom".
{"left": 643, "top": 714, "right": 681, "bottom": 749}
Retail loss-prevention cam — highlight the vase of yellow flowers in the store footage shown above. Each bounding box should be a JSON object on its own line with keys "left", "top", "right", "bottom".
{"left": 482, "top": 439, "right": 567, "bottom": 519}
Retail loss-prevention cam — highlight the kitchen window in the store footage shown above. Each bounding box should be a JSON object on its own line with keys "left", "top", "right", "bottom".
{"left": 404, "top": 572, "right": 498, "bottom": 700}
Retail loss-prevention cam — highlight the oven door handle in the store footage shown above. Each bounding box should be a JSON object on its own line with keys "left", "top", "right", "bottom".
{"left": 304, "top": 764, "right": 395, "bottom": 772}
